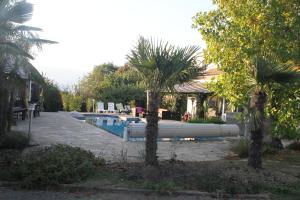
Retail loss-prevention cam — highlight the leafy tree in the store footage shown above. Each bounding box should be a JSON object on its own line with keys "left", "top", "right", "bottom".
{"left": 96, "top": 66, "right": 146, "bottom": 105}
{"left": 127, "top": 36, "right": 205, "bottom": 166}
{"left": 267, "top": 83, "right": 300, "bottom": 140}
{"left": 77, "top": 64, "right": 146, "bottom": 107}
{"left": 78, "top": 63, "right": 118, "bottom": 100}
{"left": 193, "top": 0, "right": 300, "bottom": 168}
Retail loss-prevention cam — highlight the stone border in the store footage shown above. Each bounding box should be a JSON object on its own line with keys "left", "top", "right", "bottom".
{"left": 0, "top": 181, "right": 270, "bottom": 199}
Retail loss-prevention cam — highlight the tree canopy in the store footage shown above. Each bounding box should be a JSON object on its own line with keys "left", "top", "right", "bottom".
{"left": 193, "top": 0, "right": 300, "bottom": 139}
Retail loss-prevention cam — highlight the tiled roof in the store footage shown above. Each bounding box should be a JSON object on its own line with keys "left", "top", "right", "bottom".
{"left": 174, "top": 81, "right": 210, "bottom": 93}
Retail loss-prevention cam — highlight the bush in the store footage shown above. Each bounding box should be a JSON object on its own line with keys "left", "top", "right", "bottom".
{"left": 262, "top": 143, "right": 279, "bottom": 155}
{"left": 231, "top": 139, "right": 249, "bottom": 158}
{"left": 0, "top": 131, "right": 28, "bottom": 150}
{"left": 43, "top": 79, "right": 63, "bottom": 112}
{"left": 231, "top": 139, "right": 280, "bottom": 158}
{"left": 286, "top": 142, "right": 300, "bottom": 151}
{"left": 11, "top": 144, "right": 105, "bottom": 188}
{"left": 69, "top": 95, "right": 83, "bottom": 112}
{"left": 188, "top": 117, "right": 225, "bottom": 124}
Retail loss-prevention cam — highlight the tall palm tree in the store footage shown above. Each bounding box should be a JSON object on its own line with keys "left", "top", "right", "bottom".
{"left": 247, "top": 58, "right": 300, "bottom": 168}
{"left": 127, "top": 36, "right": 205, "bottom": 166}
{"left": 0, "top": 0, "right": 55, "bottom": 135}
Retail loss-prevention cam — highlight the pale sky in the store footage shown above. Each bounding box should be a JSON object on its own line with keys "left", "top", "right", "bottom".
{"left": 27, "top": 0, "right": 215, "bottom": 87}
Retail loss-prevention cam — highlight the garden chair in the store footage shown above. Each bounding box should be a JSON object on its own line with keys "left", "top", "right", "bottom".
{"left": 97, "top": 102, "right": 106, "bottom": 113}
{"left": 108, "top": 102, "right": 115, "bottom": 113}
{"left": 124, "top": 105, "right": 131, "bottom": 114}
{"left": 116, "top": 103, "right": 126, "bottom": 114}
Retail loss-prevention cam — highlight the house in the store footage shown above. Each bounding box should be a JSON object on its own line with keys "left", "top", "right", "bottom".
{"left": 173, "top": 67, "right": 225, "bottom": 119}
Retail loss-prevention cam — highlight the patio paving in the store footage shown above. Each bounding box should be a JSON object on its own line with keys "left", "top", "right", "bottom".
{"left": 12, "top": 112, "right": 235, "bottom": 162}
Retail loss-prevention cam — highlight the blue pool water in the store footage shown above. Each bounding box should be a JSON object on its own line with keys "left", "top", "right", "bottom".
{"left": 85, "top": 115, "right": 141, "bottom": 138}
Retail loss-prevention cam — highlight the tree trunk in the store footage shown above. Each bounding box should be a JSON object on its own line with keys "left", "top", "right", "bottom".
{"left": 196, "top": 94, "right": 208, "bottom": 119}
{"left": 248, "top": 91, "right": 266, "bottom": 169}
{"left": 7, "top": 88, "right": 15, "bottom": 132}
{"left": 0, "top": 75, "right": 9, "bottom": 136}
{"left": 145, "top": 92, "right": 160, "bottom": 166}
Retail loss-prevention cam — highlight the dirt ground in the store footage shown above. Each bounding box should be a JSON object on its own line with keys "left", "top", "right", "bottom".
{"left": 0, "top": 187, "right": 221, "bottom": 200}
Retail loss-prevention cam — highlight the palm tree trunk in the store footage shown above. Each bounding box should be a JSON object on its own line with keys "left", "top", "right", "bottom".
{"left": 0, "top": 74, "right": 9, "bottom": 135}
{"left": 248, "top": 91, "right": 266, "bottom": 169}
{"left": 145, "top": 92, "right": 160, "bottom": 166}
{"left": 7, "top": 88, "right": 15, "bottom": 132}
{"left": 196, "top": 94, "right": 208, "bottom": 118}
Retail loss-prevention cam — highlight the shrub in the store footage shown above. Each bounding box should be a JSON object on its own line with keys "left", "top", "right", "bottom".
{"left": 262, "top": 143, "right": 279, "bottom": 155}
{"left": 69, "top": 95, "right": 83, "bottom": 111}
{"left": 188, "top": 117, "right": 225, "bottom": 124}
{"left": 43, "top": 79, "right": 63, "bottom": 112}
{"left": 231, "top": 139, "right": 249, "bottom": 158}
{"left": 12, "top": 144, "right": 105, "bottom": 188}
{"left": 286, "top": 142, "right": 300, "bottom": 151}
{"left": 0, "top": 131, "right": 28, "bottom": 150}
{"left": 232, "top": 139, "right": 280, "bottom": 158}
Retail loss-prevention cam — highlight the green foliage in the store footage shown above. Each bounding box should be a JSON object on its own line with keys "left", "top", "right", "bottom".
{"left": 0, "top": 131, "right": 28, "bottom": 150}
{"left": 194, "top": 0, "right": 300, "bottom": 139}
{"left": 231, "top": 139, "right": 250, "bottom": 158}
{"left": 286, "top": 142, "right": 300, "bottom": 151}
{"left": 68, "top": 95, "right": 83, "bottom": 111}
{"left": 127, "top": 36, "right": 205, "bottom": 94}
{"left": 61, "top": 91, "right": 71, "bottom": 111}
{"left": 161, "top": 95, "right": 177, "bottom": 112}
{"left": 8, "top": 144, "right": 105, "bottom": 188}
{"left": 69, "top": 64, "right": 146, "bottom": 109}
{"left": 86, "top": 98, "right": 94, "bottom": 112}
{"left": 267, "top": 84, "right": 300, "bottom": 139}
{"left": 78, "top": 63, "right": 118, "bottom": 100}
{"left": 231, "top": 139, "right": 281, "bottom": 158}
{"left": 43, "top": 77, "right": 63, "bottom": 112}
{"left": 61, "top": 90, "right": 84, "bottom": 112}
{"left": 187, "top": 117, "right": 225, "bottom": 124}
{"left": 143, "top": 180, "right": 178, "bottom": 192}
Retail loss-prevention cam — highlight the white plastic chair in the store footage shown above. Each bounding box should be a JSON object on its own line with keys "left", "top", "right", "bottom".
{"left": 97, "top": 102, "right": 105, "bottom": 113}
{"left": 108, "top": 102, "right": 115, "bottom": 113}
{"left": 116, "top": 103, "right": 125, "bottom": 113}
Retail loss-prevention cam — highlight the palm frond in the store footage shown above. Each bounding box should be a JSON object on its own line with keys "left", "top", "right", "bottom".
{"left": 0, "top": 41, "right": 33, "bottom": 59}
{"left": 0, "top": 0, "right": 33, "bottom": 24}
{"left": 254, "top": 58, "right": 300, "bottom": 86}
{"left": 127, "top": 36, "right": 205, "bottom": 93}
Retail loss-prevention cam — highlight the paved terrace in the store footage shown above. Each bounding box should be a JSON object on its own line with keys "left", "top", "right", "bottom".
{"left": 12, "top": 112, "right": 235, "bottom": 162}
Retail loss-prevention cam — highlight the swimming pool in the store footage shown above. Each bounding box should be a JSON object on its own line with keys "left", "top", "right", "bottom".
{"left": 85, "top": 114, "right": 141, "bottom": 138}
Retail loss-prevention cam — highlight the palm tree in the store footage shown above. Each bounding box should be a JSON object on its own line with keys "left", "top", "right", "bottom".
{"left": 247, "top": 58, "right": 300, "bottom": 168}
{"left": 0, "top": 0, "right": 56, "bottom": 135}
{"left": 127, "top": 36, "right": 205, "bottom": 166}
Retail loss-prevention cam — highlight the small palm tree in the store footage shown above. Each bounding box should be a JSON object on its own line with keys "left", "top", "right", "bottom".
{"left": 127, "top": 36, "right": 205, "bottom": 166}
{"left": 0, "top": 0, "right": 55, "bottom": 135}
{"left": 247, "top": 58, "right": 300, "bottom": 168}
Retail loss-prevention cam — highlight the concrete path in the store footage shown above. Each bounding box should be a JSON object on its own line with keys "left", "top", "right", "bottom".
{"left": 12, "top": 112, "right": 234, "bottom": 162}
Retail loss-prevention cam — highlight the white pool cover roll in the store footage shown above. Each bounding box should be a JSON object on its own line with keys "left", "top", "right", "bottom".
{"left": 125, "top": 123, "right": 239, "bottom": 139}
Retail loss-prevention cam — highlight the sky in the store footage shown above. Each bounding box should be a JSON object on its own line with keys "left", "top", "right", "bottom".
{"left": 27, "top": 0, "right": 215, "bottom": 87}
